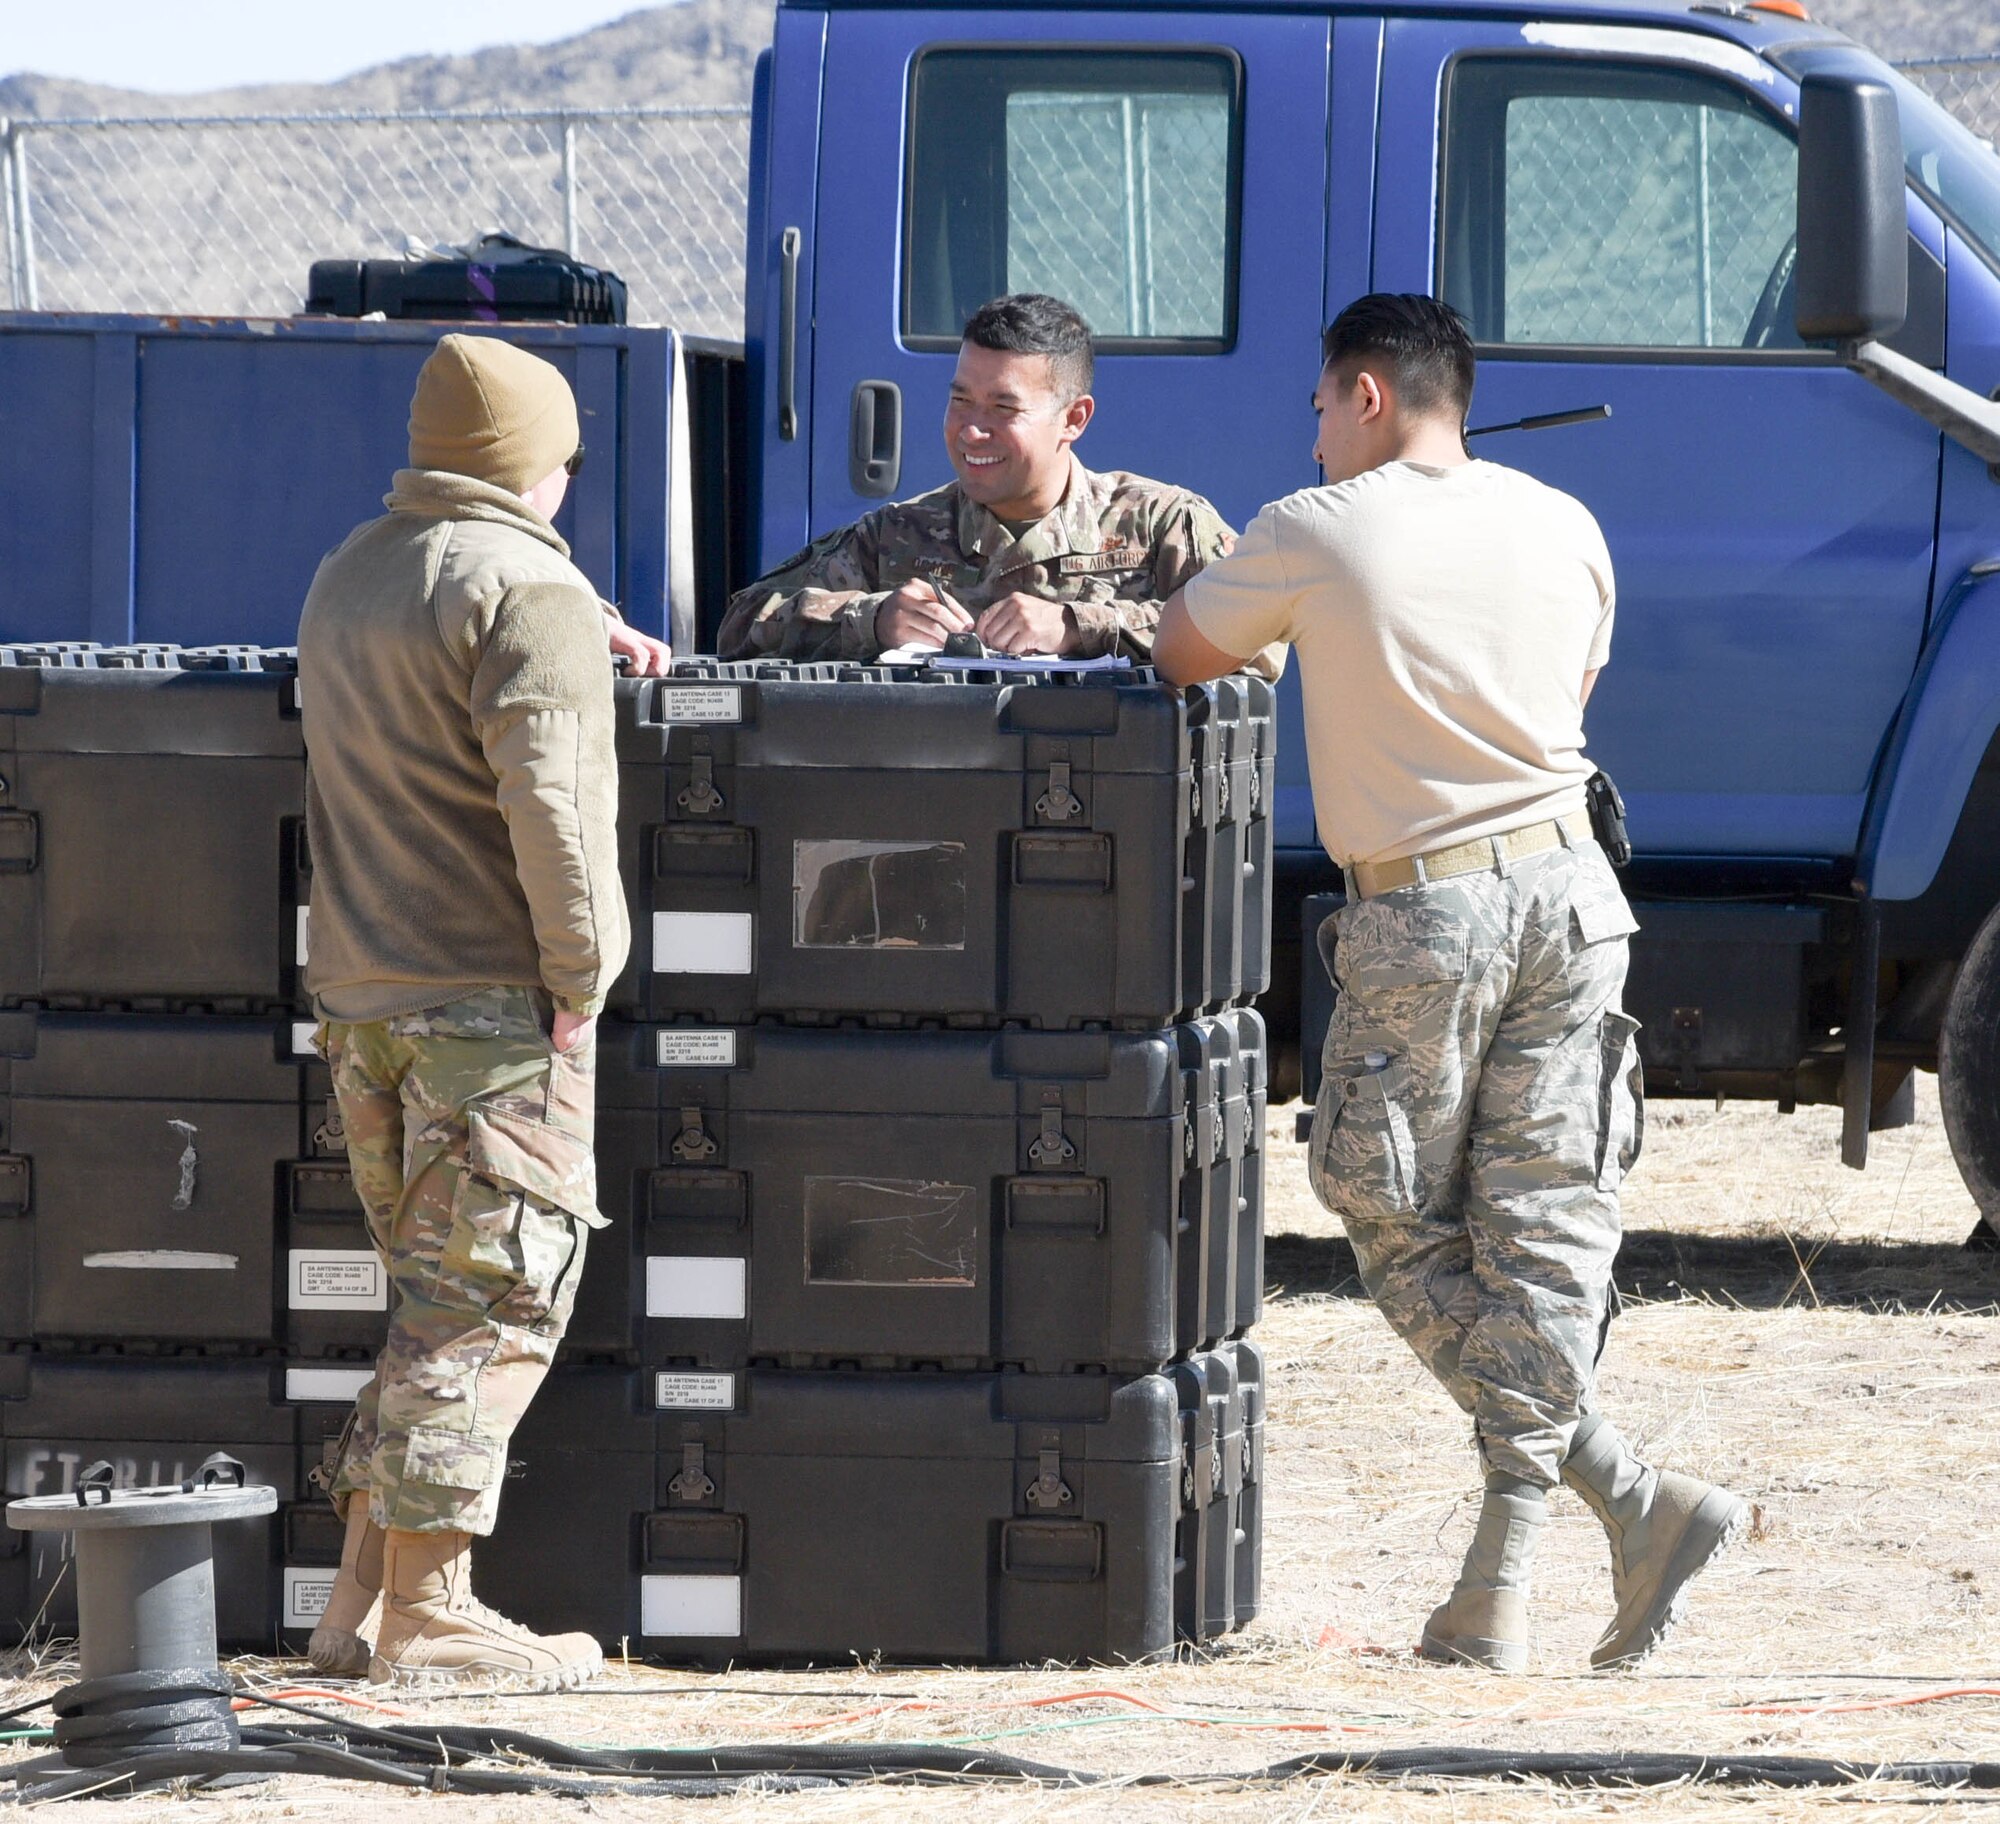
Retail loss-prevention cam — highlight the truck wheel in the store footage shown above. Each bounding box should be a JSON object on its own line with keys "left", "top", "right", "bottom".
{"left": 1940, "top": 898, "right": 2000, "bottom": 1237}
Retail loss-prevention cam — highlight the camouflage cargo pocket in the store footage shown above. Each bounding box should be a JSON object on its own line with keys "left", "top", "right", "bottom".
{"left": 1309, "top": 1054, "right": 1420, "bottom": 1222}
{"left": 1594, "top": 1011, "right": 1645, "bottom": 1191}
{"left": 463, "top": 1092, "right": 603, "bottom": 1229}
{"left": 440, "top": 1101, "right": 598, "bottom": 1332}
{"left": 403, "top": 1423, "right": 503, "bottom": 1491}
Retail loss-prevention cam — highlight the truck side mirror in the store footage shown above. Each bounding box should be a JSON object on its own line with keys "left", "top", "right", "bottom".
{"left": 1795, "top": 72, "right": 1908, "bottom": 344}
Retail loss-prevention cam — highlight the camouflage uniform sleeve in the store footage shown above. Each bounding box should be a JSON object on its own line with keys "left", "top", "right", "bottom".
{"left": 715, "top": 513, "right": 892, "bottom": 660}
{"left": 1067, "top": 492, "right": 1286, "bottom": 679}
{"left": 1060, "top": 491, "right": 1228, "bottom": 661}
{"left": 1111, "top": 491, "right": 1286, "bottom": 683}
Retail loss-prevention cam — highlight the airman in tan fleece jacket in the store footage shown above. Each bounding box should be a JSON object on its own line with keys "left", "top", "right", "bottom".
{"left": 296, "top": 333, "right": 629, "bottom": 1695}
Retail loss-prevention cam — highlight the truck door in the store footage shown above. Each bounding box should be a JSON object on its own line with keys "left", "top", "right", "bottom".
{"left": 803, "top": 9, "right": 1331, "bottom": 631}
{"left": 1374, "top": 21, "right": 1943, "bottom": 860}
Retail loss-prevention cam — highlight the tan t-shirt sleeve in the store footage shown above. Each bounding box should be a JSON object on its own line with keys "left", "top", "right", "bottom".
{"left": 1580, "top": 510, "right": 1617, "bottom": 671}
{"left": 1179, "top": 502, "right": 1305, "bottom": 659}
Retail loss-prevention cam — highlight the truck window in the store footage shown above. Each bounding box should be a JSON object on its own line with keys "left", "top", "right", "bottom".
{"left": 904, "top": 50, "right": 1240, "bottom": 350}
{"left": 1440, "top": 58, "right": 1801, "bottom": 351}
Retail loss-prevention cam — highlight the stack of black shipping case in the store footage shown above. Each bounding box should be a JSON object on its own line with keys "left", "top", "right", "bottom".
{"left": 0, "top": 648, "right": 1273, "bottom": 1664}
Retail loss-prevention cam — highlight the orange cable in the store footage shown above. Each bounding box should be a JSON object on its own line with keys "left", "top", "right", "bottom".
{"left": 231, "top": 1685, "right": 413, "bottom": 1718}
{"left": 1727, "top": 1686, "right": 2000, "bottom": 1718}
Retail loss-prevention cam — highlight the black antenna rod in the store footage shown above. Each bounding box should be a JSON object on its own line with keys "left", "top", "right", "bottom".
{"left": 1466, "top": 404, "right": 1613, "bottom": 439}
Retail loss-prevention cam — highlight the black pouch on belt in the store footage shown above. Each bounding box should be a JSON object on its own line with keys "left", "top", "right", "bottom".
{"left": 1585, "top": 768, "right": 1633, "bottom": 868}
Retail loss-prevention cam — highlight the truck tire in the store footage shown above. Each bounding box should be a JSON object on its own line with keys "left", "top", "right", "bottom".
{"left": 1940, "top": 898, "right": 2000, "bottom": 1236}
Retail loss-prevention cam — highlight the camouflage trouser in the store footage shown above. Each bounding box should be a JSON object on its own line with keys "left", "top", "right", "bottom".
{"left": 1309, "top": 837, "right": 1643, "bottom": 1488}
{"left": 319, "top": 987, "right": 604, "bottom": 1535}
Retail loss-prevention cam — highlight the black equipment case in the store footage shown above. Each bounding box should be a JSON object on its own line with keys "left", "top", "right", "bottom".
{"left": 479, "top": 1343, "right": 1264, "bottom": 1665}
{"left": 305, "top": 252, "right": 628, "bottom": 326}
{"left": 613, "top": 662, "right": 1273, "bottom": 1028}
{"left": 0, "top": 652, "right": 305, "bottom": 1011}
{"left": 570, "top": 1009, "right": 1265, "bottom": 1369}
{"left": 2, "top": 1349, "right": 1261, "bottom": 1664}
{"left": 0, "top": 1014, "right": 370, "bottom": 1356}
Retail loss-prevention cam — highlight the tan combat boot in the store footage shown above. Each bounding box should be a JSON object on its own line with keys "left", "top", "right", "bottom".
{"left": 306, "top": 1495, "right": 384, "bottom": 1677}
{"left": 1418, "top": 1480, "right": 1543, "bottom": 1673}
{"left": 1562, "top": 1413, "right": 1747, "bottom": 1669}
{"left": 368, "top": 1528, "right": 604, "bottom": 1692}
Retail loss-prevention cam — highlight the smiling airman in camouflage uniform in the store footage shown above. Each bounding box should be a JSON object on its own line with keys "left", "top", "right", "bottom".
{"left": 720, "top": 291, "right": 1280, "bottom": 674}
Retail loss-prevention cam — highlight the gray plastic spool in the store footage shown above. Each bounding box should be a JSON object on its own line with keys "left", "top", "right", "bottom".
{"left": 7, "top": 1457, "right": 275, "bottom": 1684}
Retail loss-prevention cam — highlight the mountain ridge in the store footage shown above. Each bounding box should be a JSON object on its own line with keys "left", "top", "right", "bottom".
{"left": 0, "top": 0, "right": 1987, "bottom": 125}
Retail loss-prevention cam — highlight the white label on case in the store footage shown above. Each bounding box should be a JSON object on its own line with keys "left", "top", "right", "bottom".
{"left": 290, "top": 1021, "right": 318, "bottom": 1057}
{"left": 284, "top": 1567, "right": 337, "bottom": 1629}
{"left": 654, "top": 1371, "right": 736, "bottom": 1411}
{"left": 654, "top": 911, "right": 753, "bottom": 975}
{"left": 82, "top": 1250, "right": 236, "bottom": 1271}
{"left": 655, "top": 684, "right": 743, "bottom": 724}
{"left": 288, "top": 1249, "right": 386, "bottom": 1310}
{"left": 295, "top": 905, "right": 311, "bottom": 964}
{"left": 656, "top": 1029, "right": 737, "bottom": 1068}
{"left": 646, "top": 1256, "right": 746, "bottom": 1320}
{"left": 642, "top": 1574, "right": 742, "bottom": 1637}
{"left": 285, "top": 1365, "right": 373, "bottom": 1404}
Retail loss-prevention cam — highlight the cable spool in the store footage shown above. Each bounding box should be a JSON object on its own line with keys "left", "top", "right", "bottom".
{"left": 5, "top": 1452, "right": 276, "bottom": 1767}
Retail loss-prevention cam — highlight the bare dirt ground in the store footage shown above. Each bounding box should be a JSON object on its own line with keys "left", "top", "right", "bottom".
{"left": 8, "top": 1078, "right": 2000, "bottom": 1819}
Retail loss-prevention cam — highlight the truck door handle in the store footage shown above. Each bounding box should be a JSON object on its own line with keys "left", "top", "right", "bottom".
{"left": 777, "top": 226, "right": 801, "bottom": 441}
{"left": 848, "top": 380, "right": 902, "bottom": 497}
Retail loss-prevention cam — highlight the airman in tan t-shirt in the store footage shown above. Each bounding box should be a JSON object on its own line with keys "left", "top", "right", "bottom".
{"left": 1154, "top": 291, "right": 1744, "bottom": 1682}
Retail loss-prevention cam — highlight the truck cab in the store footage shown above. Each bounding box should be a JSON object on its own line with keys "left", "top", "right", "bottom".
{"left": 747, "top": 0, "right": 2000, "bottom": 1220}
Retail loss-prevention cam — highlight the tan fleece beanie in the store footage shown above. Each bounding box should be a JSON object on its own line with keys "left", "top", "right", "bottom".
{"left": 407, "top": 333, "right": 580, "bottom": 495}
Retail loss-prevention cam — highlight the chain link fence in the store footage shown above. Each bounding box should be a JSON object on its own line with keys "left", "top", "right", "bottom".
{"left": 1898, "top": 54, "right": 2000, "bottom": 142}
{"left": 0, "top": 52, "right": 1992, "bottom": 343}
{"left": 1005, "top": 91, "right": 1232, "bottom": 339}
{"left": 0, "top": 105, "right": 750, "bottom": 338}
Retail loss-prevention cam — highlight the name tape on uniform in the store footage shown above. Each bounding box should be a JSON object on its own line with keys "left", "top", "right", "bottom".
{"left": 288, "top": 1249, "right": 387, "bottom": 1311}
{"left": 654, "top": 1371, "right": 736, "bottom": 1411}
{"left": 654, "top": 684, "right": 743, "bottom": 725}
{"left": 656, "top": 1029, "right": 737, "bottom": 1068}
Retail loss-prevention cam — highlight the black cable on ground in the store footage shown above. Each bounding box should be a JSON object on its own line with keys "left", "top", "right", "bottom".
{"left": 47, "top": 1669, "right": 237, "bottom": 1767}
{"left": 1250, "top": 1748, "right": 2000, "bottom": 1790}
{"left": 17, "top": 1710, "right": 2000, "bottom": 1804}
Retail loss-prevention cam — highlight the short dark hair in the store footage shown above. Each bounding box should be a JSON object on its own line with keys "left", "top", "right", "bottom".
{"left": 1320, "top": 293, "right": 1475, "bottom": 424}
{"left": 962, "top": 293, "right": 1094, "bottom": 402}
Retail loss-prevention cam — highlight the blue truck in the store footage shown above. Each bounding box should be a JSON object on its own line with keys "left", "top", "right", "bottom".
{"left": 5, "top": 0, "right": 2000, "bottom": 1227}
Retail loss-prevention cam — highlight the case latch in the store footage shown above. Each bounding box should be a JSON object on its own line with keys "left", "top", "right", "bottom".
{"left": 1035, "top": 760, "right": 1083, "bottom": 823}
{"left": 312, "top": 1095, "right": 346, "bottom": 1156}
{"left": 671, "top": 1106, "right": 719, "bottom": 1163}
{"left": 1024, "top": 1446, "right": 1073, "bottom": 1513}
{"left": 668, "top": 1441, "right": 716, "bottom": 1505}
{"left": 1027, "top": 1090, "right": 1076, "bottom": 1169}
{"left": 677, "top": 749, "right": 725, "bottom": 816}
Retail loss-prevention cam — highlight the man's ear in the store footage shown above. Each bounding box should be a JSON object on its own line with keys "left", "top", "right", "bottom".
{"left": 1058, "top": 392, "right": 1095, "bottom": 446}
{"left": 1354, "top": 368, "right": 1388, "bottom": 424}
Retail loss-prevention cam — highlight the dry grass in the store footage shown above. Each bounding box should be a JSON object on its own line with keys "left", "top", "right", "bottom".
{"left": 8, "top": 1078, "right": 2000, "bottom": 1819}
